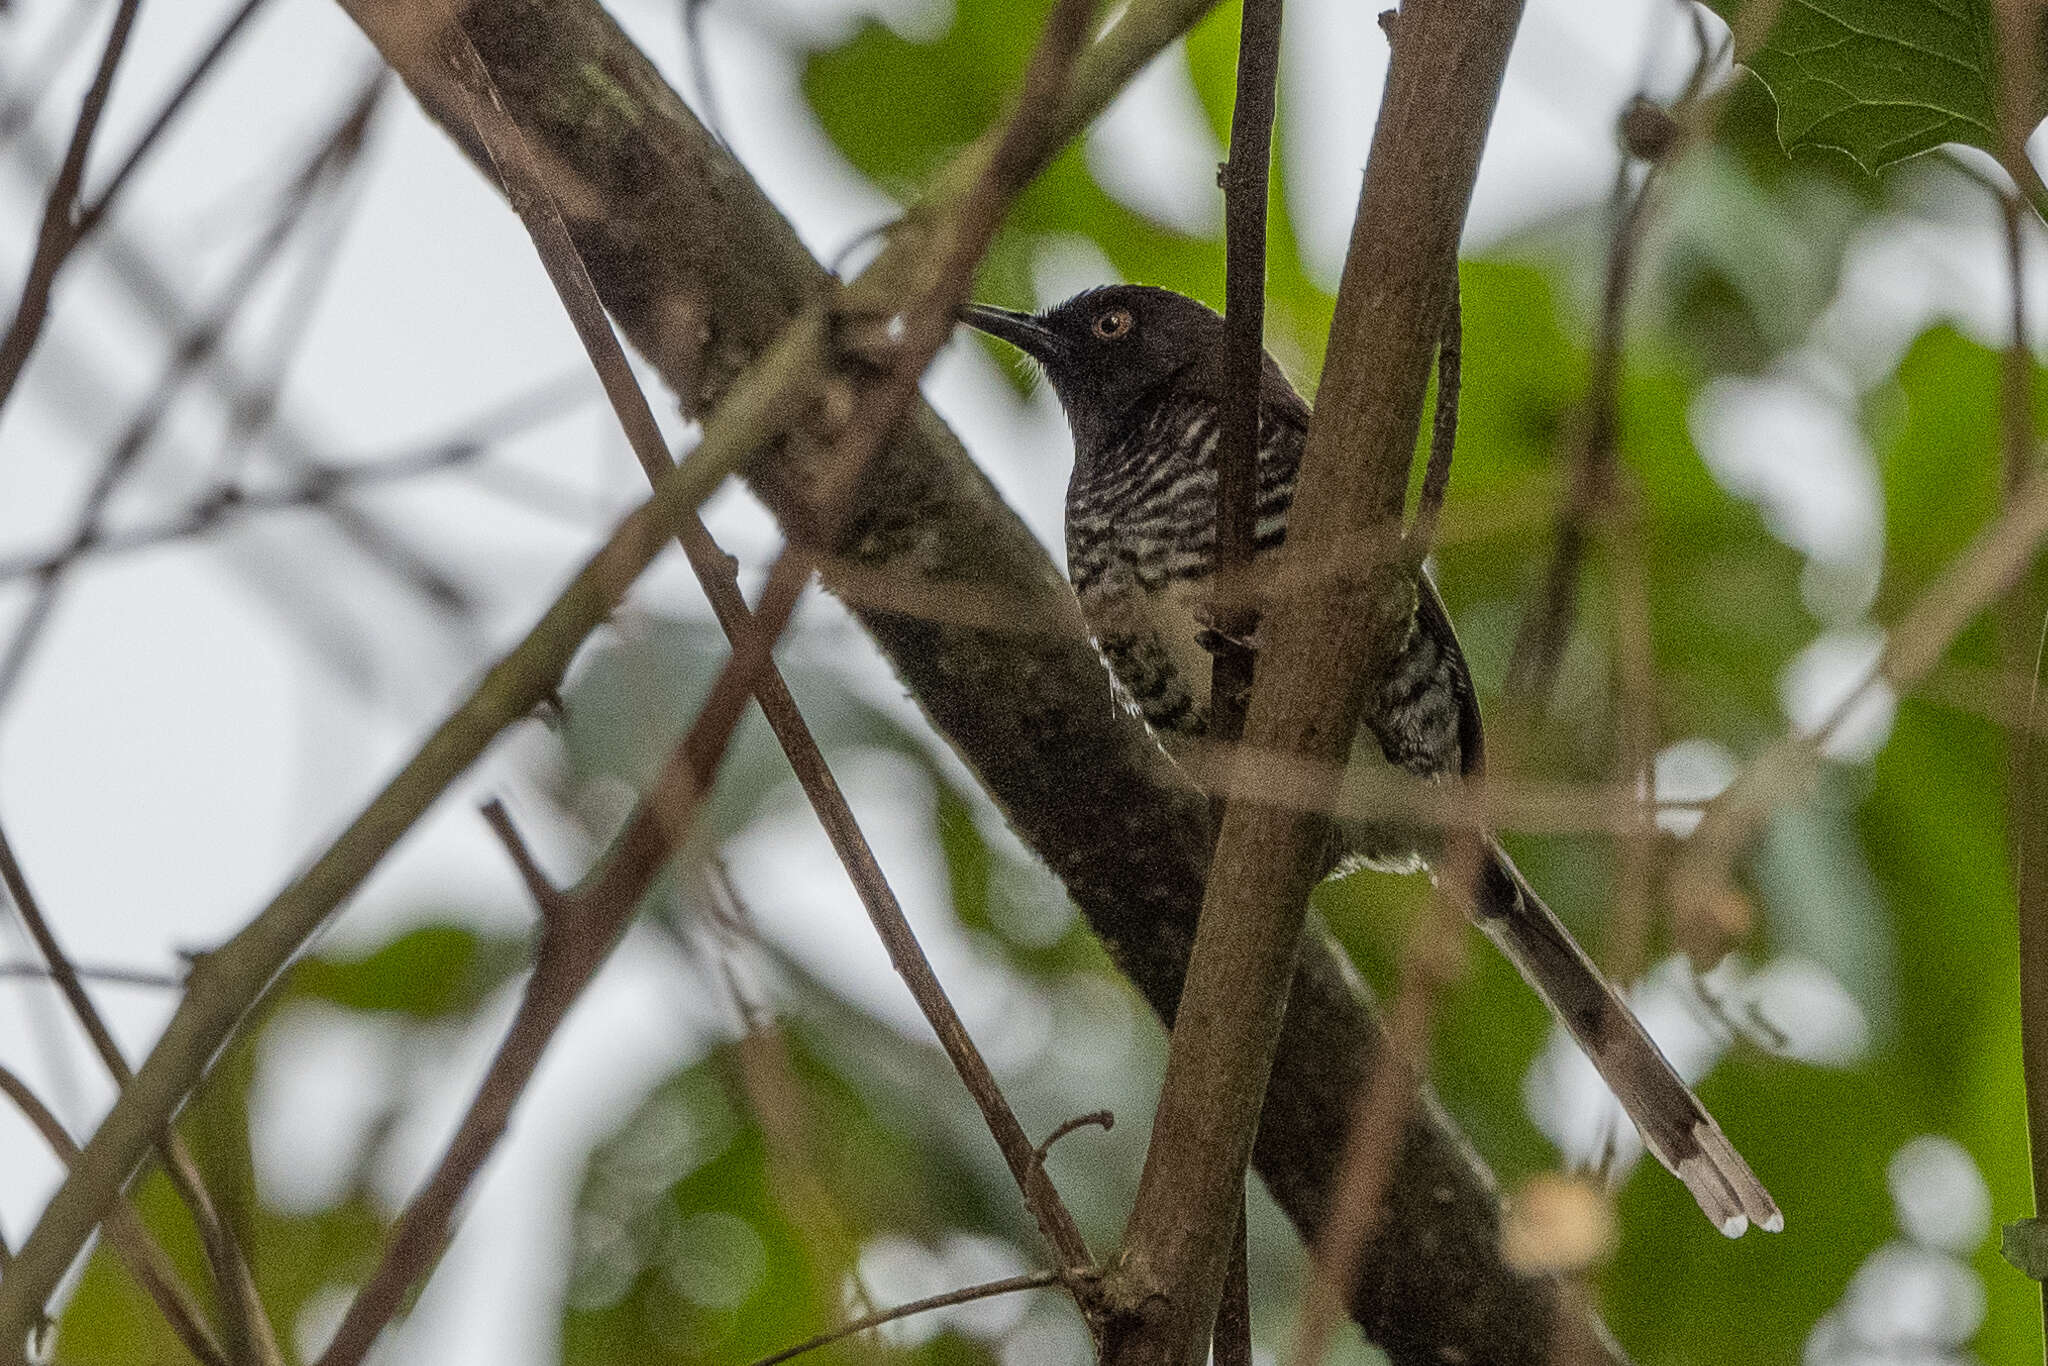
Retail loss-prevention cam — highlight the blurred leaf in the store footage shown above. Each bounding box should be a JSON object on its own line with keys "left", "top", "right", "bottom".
{"left": 933, "top": 782, "right": 1096, "bottom": 977}
{"left": 801, "top": 1, "right": 1338, "bottom": 389}
{"left": 1875, "top": 325, "right": 2048, "bottom": 642}
{"left": 288, "top": 921, "right": 528, "bottom": 1020}
{"left": 1708, "top": 0, "right": 2046, "bottom": 172}
{"left": 559, "top": 1038, "right": 1009, "bottom": 1365}
{"left": 56, "top": 1046, "right": 387, "bottom": 1365}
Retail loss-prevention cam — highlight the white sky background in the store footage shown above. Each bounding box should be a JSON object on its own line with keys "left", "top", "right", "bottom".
{"left": 0, "top": 0, "right": 2036, "bottom": 1362}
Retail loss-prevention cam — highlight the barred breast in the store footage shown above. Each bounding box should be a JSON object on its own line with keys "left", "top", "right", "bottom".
{"left": 1064, "top": 392, "right": 1475, "bottom": 793}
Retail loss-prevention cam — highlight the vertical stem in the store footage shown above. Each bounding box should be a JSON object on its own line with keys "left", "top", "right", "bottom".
{"left": 1994, "top": 1, "right": 2048, "bottom": 1353}
{"left": 1214, "top": 1203, "right": 1252, "bottom": 1366}
{"left": 1212, "top": 3, "right": 1284, "bottom": 1347}
{"left": 2001, "top": 190, "right": 2048, "bottom": 1361}
{"left": 1211, "top": 0, "right": 1283, "bottom": 750}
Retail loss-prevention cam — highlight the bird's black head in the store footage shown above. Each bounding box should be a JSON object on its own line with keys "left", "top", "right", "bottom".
{"left": 961, "top": 285, "right": 1223, "bottom": 452}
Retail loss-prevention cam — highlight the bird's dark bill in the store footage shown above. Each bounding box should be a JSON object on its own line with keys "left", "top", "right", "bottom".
{"left": 960, "top": 304, "right": 1065, "bottom": 363}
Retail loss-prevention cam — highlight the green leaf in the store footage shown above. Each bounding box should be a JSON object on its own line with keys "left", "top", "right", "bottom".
{"left": 289, "top": 922, "right": 528, "bottom": 1020}
{"left": 1709, "top": 0, "right": 2044, "bottom": 173}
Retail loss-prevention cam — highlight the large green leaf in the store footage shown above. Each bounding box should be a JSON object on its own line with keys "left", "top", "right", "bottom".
{"left": 1710, "top": 0, "right": 2044, "bottom": 172}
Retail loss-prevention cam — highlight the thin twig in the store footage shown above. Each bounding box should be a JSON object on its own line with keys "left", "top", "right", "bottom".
{"left": 0, "top": 961, "right": 184, "bottom": 989}
{"left": 1210, "top": 6, "right": 1283, "bottom": 1345}
{"left": 1034, "top": 1109, "right": 1115, "bottom": 1171}
{"left": 0, "top": 823, "right": 285, "bottom": 1366}
{"left": 0, "top": 79, "right": 383, "bottom": 711}
{"left": 0, "top": 0, "right": 143, "bottom": 411}
{"left": 1501, "top": 157, "right": 1654, "bottom": 705}
{"left": 1994, "top": 4, "right": 2048, "bottom": 1351}
{"left": 0, "top": 372, "right": 593, "bottom": 582}
{"left": 1402, "top": 278, "right": 1463, "bottom": 569}
{"left": 75, "top": 0, "right": 271, "bottom": 236}
{"left": 745, "top": 1270, "right": 1067, "bottom": 1366}
{"left": 1209, "top": 0, "right": 1283, "bottom": 751}
{"left": 0, "top": 1064, "right": 225, "bottom": 1366}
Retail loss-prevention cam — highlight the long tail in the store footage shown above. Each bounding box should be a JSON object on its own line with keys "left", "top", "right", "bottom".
{"left": 1469, "top": 840, "right": 1782, "bottom": 1237}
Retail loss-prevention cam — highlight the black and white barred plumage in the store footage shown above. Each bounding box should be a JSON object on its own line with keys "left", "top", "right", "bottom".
{"left": 964, "top": 284, "right": 1780, "bottom": 1238}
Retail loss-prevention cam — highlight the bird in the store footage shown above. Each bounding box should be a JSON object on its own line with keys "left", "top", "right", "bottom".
{"left": 961, "top": 283, "right": 1781, "bottom": 1238}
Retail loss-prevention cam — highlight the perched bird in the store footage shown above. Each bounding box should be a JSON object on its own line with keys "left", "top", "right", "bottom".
{"left": 962, "top": 284, "right": 1780, "bottom": 1237}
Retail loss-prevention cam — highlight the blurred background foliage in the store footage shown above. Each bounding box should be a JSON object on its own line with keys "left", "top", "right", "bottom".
{"left": 24, "top": 0, "right": 2048, "bottom": 1362}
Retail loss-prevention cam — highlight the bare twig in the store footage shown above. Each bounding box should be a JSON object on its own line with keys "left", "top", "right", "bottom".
{"left": 2002, "top": 192, "right": 2048, "bottom": 1363}
{"left": 0, "top": 373, "right": 594, "bottom": 583}
{"left": 1402, "top": 279, "right": 1463, "bottom": 569}
{"left": 311, "top": 794, "right": 679, "bottom": 1366}
{"left": 0, "top": 1064, "right": 225, "bottom": 1366}
{"left": 745, "top": 1270, "right": 1069, "bottom": 1366}
{"left": 0, "top": 961, "right": 184, "bottom": 989}
{"left": 1034, "top": 1109, "right": 1115, "bottom": 1171}
{"left": 74, "top": 0, "right": 271, "bottom": 237}
{"left": 1209, "top": 0, "right": 1283, "bottom": 749}
{"left": 0, "top": 78, "right": 383, "bottom": 711}
{"left": 1994, "top": 4, "right": 2048, "bottom": 1351}
{"left": 1102, "top": 0, "right": 1527, "bottom": 1359}
{"left": 1501, "top": 156, "right": 1654, "bottom": 704}
{"left": 0, "top": 824, "right": 284, "bottom": 1366}
{"left": 0, "top": 0, "right": 142, "bottom": 410}
{"left": 1210, "top": 6, "right": 1284, "bottom": 1342}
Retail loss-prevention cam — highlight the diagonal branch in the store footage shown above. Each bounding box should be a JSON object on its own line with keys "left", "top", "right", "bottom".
{"left": 0, "top": 0, "right": 143, "bottom": 411}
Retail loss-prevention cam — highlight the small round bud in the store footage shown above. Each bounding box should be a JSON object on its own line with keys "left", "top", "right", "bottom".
{"left": 1619, "top": 95, "right": 1678, "bottom": 163}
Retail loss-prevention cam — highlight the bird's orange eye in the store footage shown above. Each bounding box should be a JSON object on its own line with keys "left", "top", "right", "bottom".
{"left": 1092, "top": 307, "right": 1134, "bottom": 340}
